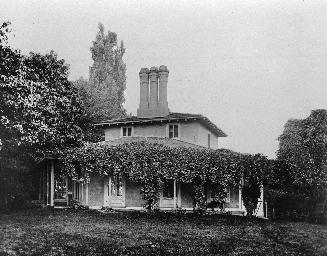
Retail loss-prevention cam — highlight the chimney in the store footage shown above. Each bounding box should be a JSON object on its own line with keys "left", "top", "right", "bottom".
{"left": 158, "top": 65, "right": 169, "bottom": 116}
{"left": 137, "top": 65, "right": 170, "bottom": 118}
{"left": 137, "top": 68, "right": 149, "bottom": 117}
{"left": 149, "top": 67, "right": 159, "bottom": 111}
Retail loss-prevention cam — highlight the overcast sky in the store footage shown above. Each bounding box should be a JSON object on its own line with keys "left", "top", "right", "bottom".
{"left": 2, "top": 0, "right": 327, "bottom": 158}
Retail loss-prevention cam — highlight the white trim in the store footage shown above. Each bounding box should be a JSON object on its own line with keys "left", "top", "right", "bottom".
{"left": 173, "top": 180, "right": 177, "bottom": 209}
{"left": 225, "top": 187, "right": 231, "bottom": 203}
{"left": 225, "top": 208, "right": 245, "bottom": 213}
{"left": 108, "top": 176, "right": 112, "bottom": 207}
{"left": 125, "top": 206, "right": 143, "bottom": 210}
{"left": 81, "top": 183, "right": 84, "bottom": 204}
{"left": 50, "top": 161, "right": 55, "bottom": 207}
{"left": 90, "top": 206, "right": 102, "bottom": 210}
{"left": 85, "top": 183, "right": 89, "bottom": 206}
{"left": 177, "top": 182, "right": 182, "bottom": 207}
{"left": 103, "top": 176, "right": 109, "bottom": 207}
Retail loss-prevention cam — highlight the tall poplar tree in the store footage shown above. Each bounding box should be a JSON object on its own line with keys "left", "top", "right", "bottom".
{"left": 76, "top": 23, "right": 126, "bottom": 120}
{"left": 75, "top": 23, "right": 127, "bottom": 142}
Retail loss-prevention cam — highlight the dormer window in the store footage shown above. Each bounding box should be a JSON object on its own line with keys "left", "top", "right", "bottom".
{"left": 168, "top": 124, "right": 179, "bottom": 138}
{"left": 122, "top": 127, "right": 132, "bottom": 137}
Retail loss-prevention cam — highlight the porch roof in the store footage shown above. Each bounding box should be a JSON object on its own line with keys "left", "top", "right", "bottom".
{"left": 95, "top": 136, "right": 212, "bottom": 150}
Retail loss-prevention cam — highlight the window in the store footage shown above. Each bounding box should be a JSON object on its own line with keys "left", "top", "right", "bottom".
{"left": 163, "top": 179, "right": 174, "bottom": 198}
{"left": 111, "top": 174, "right": 123, "bottom": 196}
{"left": 208, "top": 134, "right": 211, "bottom": 148}
{"left": 168, "top": 124, "right": 179, "bottom": 138}
{"left": 122, "top": 127, "right": 132, "bottom": 137}
{"left": 210, "top": 186, "right": 230, "bottom": 203}
{"left": 54, "top": 177, "right": 67, "bottom": 200}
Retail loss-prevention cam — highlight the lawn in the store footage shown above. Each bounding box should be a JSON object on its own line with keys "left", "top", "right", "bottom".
{"left": 0, "top": 209, "right": 326, "bottom": 256}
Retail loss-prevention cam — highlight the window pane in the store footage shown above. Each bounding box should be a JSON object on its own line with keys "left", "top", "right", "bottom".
{"left": 128, "top": 127, "right": 132, "bottom": 136}
{"left": 111, "top": 174, "right": 123, "bottom": 196}
{"left": 54, "top": 177, "right": 67, "bottom": 200}
{"left": 174, "top": 125, "right": 178, "bottom": 137}
{"left": 163, "top": 180, "right": 174, "bottom": 198}
{"left": 123, "top": 128, "right": 126, "bottom": 136}
{"left": 169, "top": 125, "right": 174, "bottom": 138}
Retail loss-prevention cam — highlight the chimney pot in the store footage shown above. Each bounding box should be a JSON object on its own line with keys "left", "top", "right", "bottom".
{"left": 158, "top": 65, "right": 169, "bottom": 116}
{"left": 137, "top": 68, "right": 150, "bottom": 117}
{"left": 139, "top": 67, "right": 149, "bottom": 74}
{"left": 149, "top": 67, "right": 159, "bottom": 111}
{"left": 159, "top": 65, "right": 169, "bottom": 72}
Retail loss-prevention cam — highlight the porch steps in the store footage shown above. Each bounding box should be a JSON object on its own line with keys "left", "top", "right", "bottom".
{"left": 228, "top": 211, "right": 245, "bottom": 216}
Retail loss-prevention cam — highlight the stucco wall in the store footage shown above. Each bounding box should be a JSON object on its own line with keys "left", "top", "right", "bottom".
{"left": 104, "top": 121, "right": 217, "bottom": 149}
{"left": 196, "top": 123, "right": 218, "bottom": 149}
{"left": 104, "top": 127, "right": 121, "bottom": 141}
{"left": 134, "top": 124, "right": 166, "bottom": 137}
{"left": 179, "top": 122, "right": 198, "bottom": 145}
{"left": 83, "top": 176, "right": 241, "bottom": 210}
{"left": 181, "top": 183, "right": 194, "bottom": 208}
{"left": 88, "top": 175, "right": 104, "bottom": 207}
{"left": 125, "top": 179, "right": 146, "bottom": 207}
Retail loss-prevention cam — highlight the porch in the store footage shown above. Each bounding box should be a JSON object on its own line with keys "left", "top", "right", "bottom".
{"left": 39, "top": 163, "right": 263, "bottom": 216}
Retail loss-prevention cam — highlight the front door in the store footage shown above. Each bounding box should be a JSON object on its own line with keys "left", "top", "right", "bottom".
{"left": 160, "top": 179, "right": 176, "bottom": 208}
{"left": 104, "top": 174, "right": 125, "bottom": 208}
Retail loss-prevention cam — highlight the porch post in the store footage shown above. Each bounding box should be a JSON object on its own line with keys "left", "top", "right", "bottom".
{"left": 73, "top": 181, "right": 75, "bottom": 200}
{"left": 46, "top": 162, "right": 49, "bottom": 205}
{"left": 81, "top": 183, "right": 84, "bottom": 205}
{"left": 173, "top": 180, "right": 177, "bottom": 209}
{"left": 39, "top": 171, "right": 42, "bottom": 201}
{"left": 108, "top": 176, "right": 112, "bottom": 207}
{"left": 66, "top": 177, "right": 69, "bottom": 206}
{"left": 50, "top": 160, "right": 54, "bottom": 207}
{"left": 177, "top": 182, "right": 182, "bottom": 207}
{"left": 85, "top": 179, "right": 89, "bottom": 206}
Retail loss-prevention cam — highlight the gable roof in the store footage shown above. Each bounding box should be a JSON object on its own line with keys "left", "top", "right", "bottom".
{"left": 94, "top": 112, "right": 227, "bottom": 137}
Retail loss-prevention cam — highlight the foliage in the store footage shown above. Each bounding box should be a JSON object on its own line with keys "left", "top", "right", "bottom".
{"left": 0, "top": 22, "right": 84, "bottom": 210}
{"left": 0, "top": 21, "right": 11, "bottom": 46}
{"left": 276, "top": 109, "right": 327, "bottom": 217}
{"left": 89, "top": 23, "right": 126, "bottom": 119}
{"left": 74, "top": 23, "right": 127, "bottom": 142}
{"left": 241, "top": 154, "right": 269, "bottom": 216}
{"left": 60, "top": 141, "right": 269, "bottom": 212}
{"left": 1, "top": 45, "right": 83, "bottom": 158}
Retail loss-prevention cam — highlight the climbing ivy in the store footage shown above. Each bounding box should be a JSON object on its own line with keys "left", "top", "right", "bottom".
{"left": 59, "top": 142, "right": 268, "bottom": 212}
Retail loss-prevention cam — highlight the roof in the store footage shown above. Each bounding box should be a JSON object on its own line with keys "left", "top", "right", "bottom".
{"left": 95, "top": 112, "right": 227, "bottom": 137}
{"left": 96, "top": 136, "right": 211, "bottom": 150}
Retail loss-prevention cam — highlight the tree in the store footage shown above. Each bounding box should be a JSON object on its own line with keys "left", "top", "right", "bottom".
{"left": 0, "top": 22, "right": 84, "bottom": 209}
{"left": 74, "top": 23, "right": 127, "bottom": 142}
{"left": 1, "top": 49, "right": 84, "bottom": 159}
{"left": 277, "top": 109, "right": 327, "bottom": 217}
{"left": 241, "top": 154, "right": 268, "bottom": 217}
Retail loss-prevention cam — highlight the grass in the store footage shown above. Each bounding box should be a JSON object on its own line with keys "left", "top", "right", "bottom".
{"left": 0, "top": 209, "right": 326, "bottom": 256}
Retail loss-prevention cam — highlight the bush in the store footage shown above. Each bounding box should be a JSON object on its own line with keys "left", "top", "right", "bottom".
{"left": 265, "top": 189, "right": 327, "bottom": 223}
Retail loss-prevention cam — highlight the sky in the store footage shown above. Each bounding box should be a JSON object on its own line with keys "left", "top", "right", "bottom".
{"left": 2, "top": 0, "right": 327, "bottom": 158}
